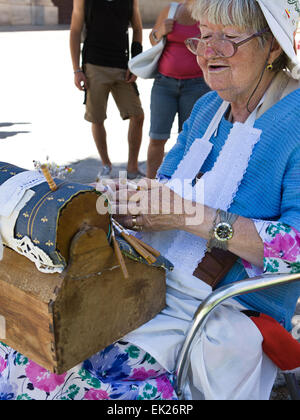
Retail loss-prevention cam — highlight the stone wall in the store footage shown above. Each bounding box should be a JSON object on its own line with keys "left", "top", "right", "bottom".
{"left": 0, "top": 0, "right": 58, "bottom": 26}
{"left": 49, "top": 0, "right": 180, "bottom": 26}
{"left": 52, "top": 0, "right": 72, "bottom": 24}
{"left": 140, "top": 0, "right": 180, "bottom": 25}
{"left": 0, "top": 0, "right": 179, "bottom": 26}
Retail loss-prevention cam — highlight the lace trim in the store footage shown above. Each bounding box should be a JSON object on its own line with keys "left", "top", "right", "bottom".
{"left": 171, "top": 101, "right": 229, "bottom": 182}
{"left": 0, "top": 188, "right": 63, "bottom": 274}
{"left": 10, "top": 236, "right": 64, "bottom": 274}
{"left": 142, "top": 122, "right": 262, "bottom": 276}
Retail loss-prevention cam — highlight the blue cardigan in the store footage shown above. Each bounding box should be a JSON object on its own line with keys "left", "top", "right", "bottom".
{"left": 159, "top": 90, "right": 300, "bottom": 331}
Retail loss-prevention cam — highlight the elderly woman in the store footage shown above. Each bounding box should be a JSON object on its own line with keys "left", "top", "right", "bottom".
{"left": 115, "top": 0, "right": 300, "bottom": 400}
{"left": 0, "top": 0, "right": 299, "bottom": 401}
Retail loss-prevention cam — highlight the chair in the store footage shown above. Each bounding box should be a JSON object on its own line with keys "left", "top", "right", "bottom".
{"left": 175, "top": 273, "right": 300, "bottom": 400}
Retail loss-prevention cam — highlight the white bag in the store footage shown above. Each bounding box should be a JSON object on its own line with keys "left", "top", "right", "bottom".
{"left": 128, "top": 2, "right": 180, "bottom": 79}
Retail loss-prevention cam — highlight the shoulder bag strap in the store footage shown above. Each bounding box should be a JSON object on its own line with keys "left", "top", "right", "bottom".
{"left": 168, "top": 2, "right": 180, "bottom": 19}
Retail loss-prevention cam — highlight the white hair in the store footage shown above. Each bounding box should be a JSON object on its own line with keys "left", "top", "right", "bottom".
{"left": 191, "top": 0, "right": 268, "bottom": 33}
{"left": 190, "top": 0, "right": 289, "bottom": 71}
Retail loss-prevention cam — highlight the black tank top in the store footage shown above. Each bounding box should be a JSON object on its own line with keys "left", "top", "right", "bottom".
{"left": 83, "top": 0, "right": 134, "bottom": 69}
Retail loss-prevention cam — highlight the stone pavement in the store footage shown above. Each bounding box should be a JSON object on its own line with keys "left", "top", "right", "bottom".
{"left": 0, "top": 26, "right": 299, "bottom": 400}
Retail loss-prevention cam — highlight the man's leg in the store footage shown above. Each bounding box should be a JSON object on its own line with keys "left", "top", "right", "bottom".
{"left": 127, "top": 113, "right": 144, "bottom": 174}
{"left": 91, "top": 121, "right": 111, "bottom": 169}
{"left": 146, "top": 138, "right": 168, "bottom": 179}
{"left": 111, "top": 79, "right": 144, "bottom": 177}
{"left": 84, "top": 63, "right": 113, "bottom": 176}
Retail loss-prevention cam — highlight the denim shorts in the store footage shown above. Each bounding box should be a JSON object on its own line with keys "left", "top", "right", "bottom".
{"left": 149, "top": 73, "right": 210, "bottom": 140}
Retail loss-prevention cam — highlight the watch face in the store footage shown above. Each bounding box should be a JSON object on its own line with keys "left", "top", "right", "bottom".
{"left": 214, "top": 222, "right": 233, "bottom": 241}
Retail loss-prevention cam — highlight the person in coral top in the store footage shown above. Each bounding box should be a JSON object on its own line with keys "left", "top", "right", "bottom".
{"left": 146, "top": 1, "right": 210, "bottom": 178}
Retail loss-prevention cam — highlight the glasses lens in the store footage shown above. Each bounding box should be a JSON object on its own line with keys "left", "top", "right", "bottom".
{"left": 215, "top": 40, "right": 235, "bottom": 57}
{"left": 185, "top": 38, "right": 199, "bottom": 55}
{"left": 186, "top": 38, "right": 235, "bottom": 58}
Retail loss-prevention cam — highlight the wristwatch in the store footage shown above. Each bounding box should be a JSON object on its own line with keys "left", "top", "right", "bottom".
{"left": 207, "top": 209, "right": 238, "bottom": 252}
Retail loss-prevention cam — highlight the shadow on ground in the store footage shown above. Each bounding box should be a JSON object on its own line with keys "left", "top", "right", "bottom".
{"left": 0, "top": 122, "right": 31, "bottom": 140}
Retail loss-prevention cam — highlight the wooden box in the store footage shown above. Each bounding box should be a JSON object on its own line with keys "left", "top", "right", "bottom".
{"left": 0, "top": 188, "right": 166, "bottom": 374}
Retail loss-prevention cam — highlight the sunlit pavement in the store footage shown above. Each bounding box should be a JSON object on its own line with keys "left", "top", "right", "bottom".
{"left": 0, "top": 25, "right": 179, "bottom": 178}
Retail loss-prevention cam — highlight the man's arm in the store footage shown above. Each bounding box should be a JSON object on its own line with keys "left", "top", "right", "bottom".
{"left": 131, "top": 0, "right": 143, "bottom": 45}
{"left": 126, "top": 0, "right": 143, "bottom": 82}
{"left": 70, "top": 0, "right": 87, "bottom": 91}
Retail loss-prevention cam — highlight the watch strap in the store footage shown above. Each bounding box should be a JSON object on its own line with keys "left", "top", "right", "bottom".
{"left": 207, "top": 209, "right": 238, "bottom": 252}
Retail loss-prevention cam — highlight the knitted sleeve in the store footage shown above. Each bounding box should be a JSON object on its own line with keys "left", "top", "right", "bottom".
{"left": 243, "top": 143, "right": 300, "bottom": 277}
{"left": 261, "top": 145, "right": 300, "bottom": 273}
{"left": 280, "top": 145, "right": 300, "bottom": 231}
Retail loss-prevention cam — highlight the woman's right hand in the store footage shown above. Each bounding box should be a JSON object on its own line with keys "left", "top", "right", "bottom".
{"left": 157, "top": 18, "right": 175, "bottom": 38}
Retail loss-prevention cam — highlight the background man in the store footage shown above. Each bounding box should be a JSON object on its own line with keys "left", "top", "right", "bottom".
{"left": 70, "top": 0, "right": 145, "bottom": 180}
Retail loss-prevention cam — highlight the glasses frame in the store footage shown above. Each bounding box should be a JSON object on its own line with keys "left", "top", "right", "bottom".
{"left": 185, "top": 27, "right": 270, "bottom": 58}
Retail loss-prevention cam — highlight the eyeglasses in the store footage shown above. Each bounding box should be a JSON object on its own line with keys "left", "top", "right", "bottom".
{"left": 185, "top": 28, "right": 270, "bottom": 58}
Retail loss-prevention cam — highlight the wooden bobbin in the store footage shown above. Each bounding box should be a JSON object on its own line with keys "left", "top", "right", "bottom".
{"left": 41, "top": 164, "right": 57, "bottom": 192}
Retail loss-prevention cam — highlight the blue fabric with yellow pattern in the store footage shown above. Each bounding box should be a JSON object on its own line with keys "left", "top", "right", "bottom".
{"left": 0, "top": 162, "right": 174, "bottom": 272}
{"left": 0, "top": 162, "right": 96, "bottom": 267}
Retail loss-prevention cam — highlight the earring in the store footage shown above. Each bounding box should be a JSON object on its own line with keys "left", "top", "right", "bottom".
{"left": 266, "top": 63, "right": 273, "bottom": 70}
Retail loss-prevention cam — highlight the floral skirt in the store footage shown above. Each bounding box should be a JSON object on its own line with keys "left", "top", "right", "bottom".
{"left": 0, "top": 341, "right": 177, "bottom": 400}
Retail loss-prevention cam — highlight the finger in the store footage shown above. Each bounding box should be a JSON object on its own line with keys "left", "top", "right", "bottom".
{"left": 114, "top": 215, "right": 138, "bottom": 229}
{"left": 136, "top": 177, "right": 161, "bottom": 191}
{"left": 127, "top": 74, "right": 137, "bottom": 83}
{"left": 116, "top": 189, "right": 142, "bottom": 204}
{"left": 97, "top": 185, "right": 116, "bottom": 203}
{"left": 95, "top": 179, "right": 117, "bottom": 194}
{"left": 75, "top": 80, "right": 84, "bottom": 91}
{"left": 113, "top": 202, "right": 142, "bottom": 216}
{"left": 101, "top": 178, "right": 120, "bottom": 191}
{"left": 118, "top": 178, "right": 141, "bottom": 191}
{"left": 115, "top": 214, "right": 144, "bottom": 230}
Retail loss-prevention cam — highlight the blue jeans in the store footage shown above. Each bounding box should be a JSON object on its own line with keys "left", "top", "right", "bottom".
{"left": 149, "top": 73, "right": 210, "bottom": 140}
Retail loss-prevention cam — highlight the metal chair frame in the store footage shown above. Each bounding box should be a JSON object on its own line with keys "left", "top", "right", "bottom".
{"left": 175, "top": 273, "right": 300, "bottom": 400}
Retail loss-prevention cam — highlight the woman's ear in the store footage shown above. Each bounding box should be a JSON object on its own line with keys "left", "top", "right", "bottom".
{"left": 269, "top": 38, "right": 283, "bottom": 63}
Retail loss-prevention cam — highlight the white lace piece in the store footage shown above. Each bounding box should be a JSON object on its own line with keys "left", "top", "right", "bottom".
{"left": 0, "top": 186, "right": 64, "bottom": 273}
{"left": 142, "top": 102, "right": 263, "bottom": 277}
{"left": 0, "top": 170, "right": 45, "bottom": 218}
{"left": 0, "top": 189, "right": 35, "bottom": 261}
{"left": 11, "top": 235, "right": 64, "bottom": 274}
{"left": 171, "top": 101, "right": 229, "bottom": 182}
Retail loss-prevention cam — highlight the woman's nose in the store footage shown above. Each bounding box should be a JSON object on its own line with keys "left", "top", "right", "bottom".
{"left": 203, "top": 44, "right": 219, "bottom": 59}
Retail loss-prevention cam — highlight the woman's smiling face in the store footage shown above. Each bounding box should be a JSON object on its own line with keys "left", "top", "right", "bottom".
{"left": 196, "top": 18, "right": 272, "bottom": 103}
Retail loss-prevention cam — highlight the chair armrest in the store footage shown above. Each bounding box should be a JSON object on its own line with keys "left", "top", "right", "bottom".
{"left": 175, "top": 272, "right": 300, "bottom": 399}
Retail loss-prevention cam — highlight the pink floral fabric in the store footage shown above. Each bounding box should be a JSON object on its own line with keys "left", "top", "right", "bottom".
{"left": 243, "top": 221, "right": 300, "bottom": 276}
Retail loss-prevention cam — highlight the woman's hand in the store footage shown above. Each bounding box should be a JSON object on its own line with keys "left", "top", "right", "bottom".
{"left": 161, "top": 18, "right": 175, "bottom": 35}
{"left": 115, "top": 182, "right": 183, "bottom": 232}
{"left": 155, "top": 18, "right": 175, "bottom": 40}
{"left": 107, "top": 178, "right": 202, "bottom": 232}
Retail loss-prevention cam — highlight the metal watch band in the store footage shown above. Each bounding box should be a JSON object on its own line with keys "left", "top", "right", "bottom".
{"left": 207, "top": 209, "right": 239, "bottom": 252}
